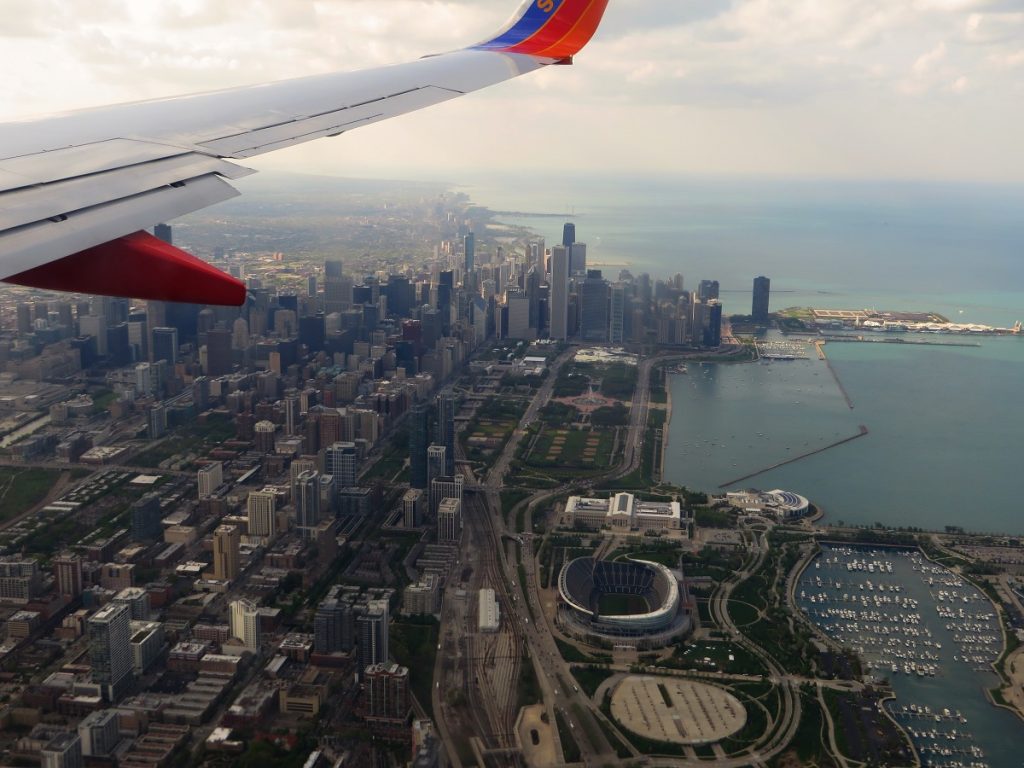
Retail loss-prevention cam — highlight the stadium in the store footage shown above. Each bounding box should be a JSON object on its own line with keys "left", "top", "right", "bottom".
{"left": 557, "top": 557, "right": 692, "bottom": 649}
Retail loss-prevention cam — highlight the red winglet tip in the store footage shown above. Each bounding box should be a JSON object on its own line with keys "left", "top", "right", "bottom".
{"left": 6, "top": 232, "right": 246, "bottom": 306}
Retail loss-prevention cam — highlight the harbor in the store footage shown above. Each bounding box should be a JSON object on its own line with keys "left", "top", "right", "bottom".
{"left": 798, "top": 545, "right": 1023, "bottom": 768}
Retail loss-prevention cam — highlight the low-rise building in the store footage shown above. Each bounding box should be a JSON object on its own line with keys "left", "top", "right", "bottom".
{"left": 566, "top": 492, "right": 682, "bottom": 532}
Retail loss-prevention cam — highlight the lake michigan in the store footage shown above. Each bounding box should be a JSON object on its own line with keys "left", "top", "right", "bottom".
{"left": 476, "top": 173, "right": 1024, "bottom": 533}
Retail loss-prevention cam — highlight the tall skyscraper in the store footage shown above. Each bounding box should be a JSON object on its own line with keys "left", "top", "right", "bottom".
{"left": 436, "top": 390, "right": 456, "bottom": 476}
{"left": 579, "top": 270, "right": 610, "bottom": 342}
{"left": 561, "top": 222, "right": 576, "bottom": 247}
{"left": 54, "top": 554, "right": 83, "bottom": 599}
{"left": 609, "top": 283, "right": 626, "bottom": 343}
{"left": 247, "top": 490, "right": 277, "bottom": 539}
{"left": 426, "top": 444, "right": 447, "bottom": 490}
{"left": 42, "top": 733, "right": 83, "bottom": 768}
{"left": 212, "top": 525, "right": 240, "bottom": 581}
{"left": 205, "top": 328, "right": 233, "bottom": 376}
{"left": 230, "top": 599, "right": 261, "bottom": 650}
{"left": 324, "top": 259, "right": 350, "bottom": 314}
{"left": 151, "top": 327, "right": 178, "bottom": 365}
{"left": 698, "top": 279, "right": 720, "bottom": 302}
{"left": 704, "top": 300, "right": 723, "bottom": 347}
{"left": 197, "top": 462, "right": 223, "bottom": 499}
{"left": 365, "top": 662, "right": 410, "bottom": 720}
{"left": 430, "top": 475, "right": 464, "bottom": 516}
{"left": 88, "top": 602, "right": 133, "bottom": 702}
{"left": 569, "top": 242, "right": 587, "bottom": 275}
{"left": 403, "top": 488, "right": 424, "bottom": 528}
{"left": 16, "top": 303, "right": 32, "bottom": 334}
{"left": 254, "top": 420, "right": 276, "bottom": 453}
{"left": 130, "top": 494, "right": 162, "bottom": 541}
{"left": 464, "top": 232, "right": 475, "bottom": 273}
{"left": 326, "top": 442, "right": 359, "bottom": 488}
{"left": 752, "top": 275, "right": 771, "bottom": 324}
{"left": 409, "top": 403, "right": 429, "bottom": 490}
{"left": 357, "top": 599, "right": 389, "bottom": 676}
{"left": 78, "top": 709, "right": 119, "bottom": 757}
{"left": 296, "top": 470, "right": 322, "bottom": 539}
{"left": 314, "top": 597, "right": 350, "bottom": 653}
{"left": 549, "top": 245, "right": 569, "bottom": 341}
{"left": 437, "top": 497, "right": 462, "bottom": 543}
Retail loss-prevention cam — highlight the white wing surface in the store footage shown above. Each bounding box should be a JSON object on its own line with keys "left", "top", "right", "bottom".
{"left": 0, "top": 0, "right": 610, "bottom": 304}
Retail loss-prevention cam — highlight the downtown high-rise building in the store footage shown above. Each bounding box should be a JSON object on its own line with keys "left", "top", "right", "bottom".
{"left": 230, "top": 599, "right": 261, "bottom": 650}
{"left": 42, "top": 733, "right": 83, "bottom": 768}
{"left": 324, "top": 259, "right": 350, "bottom": 314}
{"left": 296, "top": 470, "right": 322, "bottom": 539}
{"left": 325, "top": 441, "right": 359, "bottom": 488}
{"left": 609, "top": 283, "right": 626, "bottom": 343}
{"left": 365, "top": 662, "right": 410, "bottom": 721}
{"left": 357, "top": 599, "right": 389, "bottom": 677}
{"left": 549, "top": 245, "right": 569, "bottom": 341}
{"left": 205, "top": 328, "right": 233, "bottom": 376}
{"left": 151, "top": 327, "right": 178, "bottom": 365}
{"left": 562, "top": 222, "right": 575, "bottom": 247}
{"left": 426, "top": 444, "right": 447, "bottom": 490}
{"left": 197, "top": 462, "right": 223, "bottom": 499}
{"left": 464, "top": 232, "right": 475, "bottom": 273}
{"left": 88, "top": 602, "right": 133, "bottom": 702}
{"left": 314, "top": 596, "right": 352, "bottom": 653}
{"left": 752, "top": 275, "right": 771, "bottom": 324}
{"left": 437, "top": 497, "right": 462, "bottom": 543}
{"left": 579, "top": 270, "right": 610, "bottom": 342}
{"left": 130, "top": 494, "right": 162, "bottom": 542}
{"left": 698, "top": 279, "right": 720, "bottom": 302}
{"left": 211, "top": 525, "right": 240, "bottom": 581}
{"left": 54, "top": 554, "right": 83, "bottom": 600}
{"left": 436, "top": 390, "right": 456, "bottom": 477}
{"left": 247, "top": 489, "right": 277, "bottom": 539}
{"left": 569, "top": 242, "right": 587, "bottom": 276}
{"left": 704, "top": 300, "right": 723, "bottom": 347}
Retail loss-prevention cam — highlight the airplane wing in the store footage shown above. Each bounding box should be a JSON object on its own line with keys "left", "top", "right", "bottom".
{"left": 0, "top": 0, "right": 610, "bottom": 305}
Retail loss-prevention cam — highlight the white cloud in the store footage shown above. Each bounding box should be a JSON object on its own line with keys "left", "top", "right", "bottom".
{"left": 0, "top": 0, "right": 1021, "bottom": 182}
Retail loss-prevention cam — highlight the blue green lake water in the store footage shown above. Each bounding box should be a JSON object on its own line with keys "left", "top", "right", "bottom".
{"left": 664, "top": 333, "right": 1024, "bottom": 533}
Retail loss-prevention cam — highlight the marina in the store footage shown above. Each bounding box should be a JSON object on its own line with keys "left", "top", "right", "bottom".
{"left": 799, "top": 545, "right": 1023, "bottom": 768}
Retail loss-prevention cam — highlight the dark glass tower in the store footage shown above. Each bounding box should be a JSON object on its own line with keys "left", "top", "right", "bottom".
{"left": 436, "top": 389, "right": 456, "bottom": 477}
{"left": 562, "top": 222, "right": 576, "bottom": 247}
{"left": 752, "top": 276, "right": 771, "bottom": 324}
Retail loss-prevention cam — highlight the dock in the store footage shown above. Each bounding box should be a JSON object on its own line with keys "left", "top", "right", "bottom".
{"left": 816, "top": 341, "right": 854, "bottom": 410}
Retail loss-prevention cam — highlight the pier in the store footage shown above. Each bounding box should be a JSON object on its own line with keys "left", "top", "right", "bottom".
{"left": 717, "top": 425, "right": 869, "bottom": 488}
{"left": 816, "top": 341, "right": 855, "bottom": 410}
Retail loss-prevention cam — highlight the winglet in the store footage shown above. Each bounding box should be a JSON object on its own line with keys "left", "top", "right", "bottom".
{"left": 473, "top": 0, "right": 610, "bottom": 60}
{"left": 6, "top": 231, "right": 246, "bottom": 306}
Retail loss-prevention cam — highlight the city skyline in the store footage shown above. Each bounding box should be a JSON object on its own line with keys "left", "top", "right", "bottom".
{"left": 0, "top": 0, "right": 1019, "bottom": 183}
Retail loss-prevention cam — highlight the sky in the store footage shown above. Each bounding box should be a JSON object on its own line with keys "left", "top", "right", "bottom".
{"left": 1, "top": 0, "right": 1022, "bottom": 183}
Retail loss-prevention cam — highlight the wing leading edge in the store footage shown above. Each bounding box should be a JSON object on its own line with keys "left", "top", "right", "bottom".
{"left": 0, "top": 0, "right": 610, "bottom": 305}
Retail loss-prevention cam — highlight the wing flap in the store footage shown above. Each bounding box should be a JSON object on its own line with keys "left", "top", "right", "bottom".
{"left": 0, "top": 154, "right": 253, "bottom": 231}
{"left": 0, "top": 174, "right": 239, "bottom": 280}
{"left": 0, "top": 139, "right": 191, "bottom": 193}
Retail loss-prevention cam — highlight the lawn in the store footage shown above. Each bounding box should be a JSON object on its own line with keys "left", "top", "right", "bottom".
{"left": 525, "top": 427, "right": 615, "bottom": 472}
{"left": 0, "top": 468, "right": 61, "bottom": 521}
{"left": 599, "top": 593, "right": 650, "bottom": 616}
